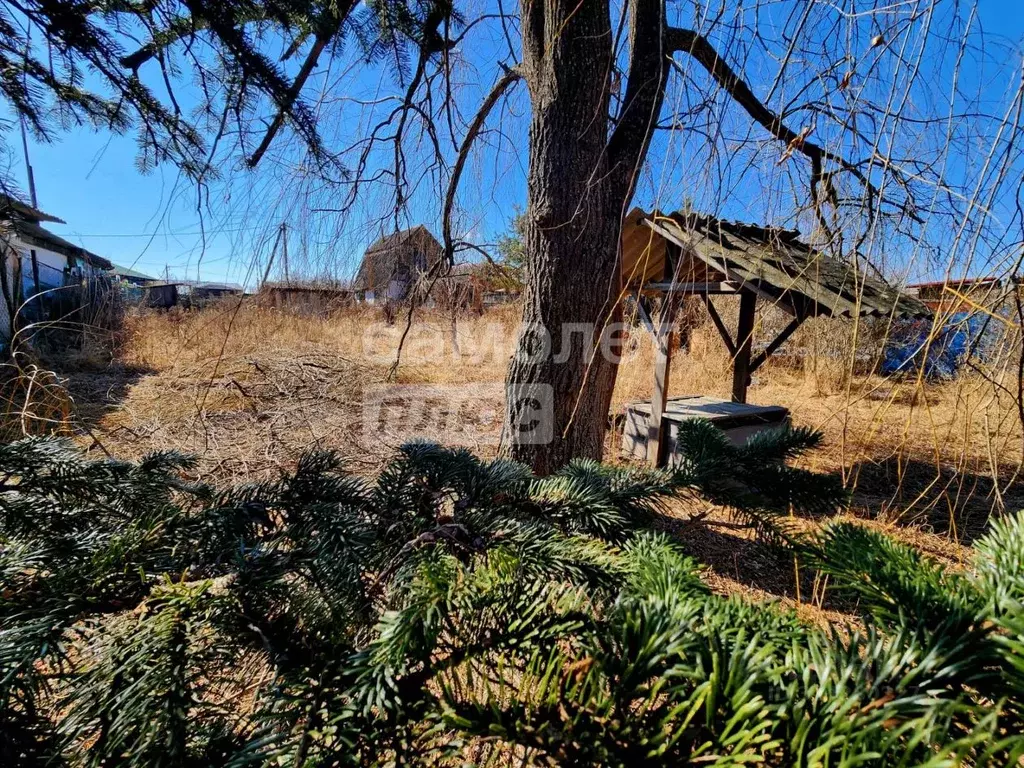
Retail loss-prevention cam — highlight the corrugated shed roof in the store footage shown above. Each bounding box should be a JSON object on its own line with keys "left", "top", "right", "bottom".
{"left": 628, "top": 209, "right": 929, "bottom": 319}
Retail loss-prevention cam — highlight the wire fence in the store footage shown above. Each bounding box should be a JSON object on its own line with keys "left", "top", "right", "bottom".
{"left": 4, "top": 254, "right": 124, "bottom": 354}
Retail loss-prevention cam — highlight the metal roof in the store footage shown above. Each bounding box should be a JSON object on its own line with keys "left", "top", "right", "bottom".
{"left": 111, "top": 264, "right": 156, "bottom": 281}
{"left": 0, "top": 195, "right": 65, "bottom": 224}
{"left": 146, "top": 280, "right": 243, "bottom": 292}
{"left": 0, "top": 195, "right": 112, "bottom": 270}
{"left": 12, "top": 220, "right": 113, "bottom": 270}
{"left": 632, "top": 210, "right": 930, "bottom": 319}
{"left": 182, "top": 280, "right": 244, "bottom": 292}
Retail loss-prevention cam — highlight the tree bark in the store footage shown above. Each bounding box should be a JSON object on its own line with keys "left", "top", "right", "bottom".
{"left": 503, "top": 0, "right": 617, "bottom": 473}
{"left": 503, "top": 0, "right": 665, "bottom": 474}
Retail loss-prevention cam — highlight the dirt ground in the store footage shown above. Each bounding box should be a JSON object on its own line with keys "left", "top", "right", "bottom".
{"left": 40, "top": 299, "right": 1023, "bottom": 623}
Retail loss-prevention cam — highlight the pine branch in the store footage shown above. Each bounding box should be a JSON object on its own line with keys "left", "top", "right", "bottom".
{"left": 804, "top": 522, "right": 984, "bottom": 632}
{"left": 0, "top": 433, "right": 1016, "bottom": 765}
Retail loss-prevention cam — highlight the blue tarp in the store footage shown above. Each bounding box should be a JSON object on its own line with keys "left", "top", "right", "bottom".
{"left": 881, "top": 311, "right": 996, "bottom": 378}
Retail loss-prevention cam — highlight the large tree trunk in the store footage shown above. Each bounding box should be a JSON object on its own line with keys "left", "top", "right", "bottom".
{"left": 503, "top": 200, "right": 623, "bottom": 473}
{"left": 503, "top": 0, "right": 668, "bottom": 474}
{"left": 503, "top": 0, "right": 622, "bottom": 474}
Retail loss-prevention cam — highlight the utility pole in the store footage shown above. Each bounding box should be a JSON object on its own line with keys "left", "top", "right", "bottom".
{"left": 281, "top": 222, "right": 289, "bottom": 285}
{"left": 18, "top": 119, "right": 37, "bottom": 208}
{"left": 18, "top": 117, "right": 40, "bottom": 308}
{"left": 259, "top": 223, "right": 285, "bottom": 291}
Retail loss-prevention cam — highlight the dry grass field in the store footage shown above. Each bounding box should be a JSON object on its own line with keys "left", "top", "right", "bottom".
{"left": 11, "top": 297, "right": 1021, "bottom": 622}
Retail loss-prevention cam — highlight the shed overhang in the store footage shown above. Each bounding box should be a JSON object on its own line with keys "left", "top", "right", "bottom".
{"left": 622, "top": 209, "right": 930, "bottom": 320}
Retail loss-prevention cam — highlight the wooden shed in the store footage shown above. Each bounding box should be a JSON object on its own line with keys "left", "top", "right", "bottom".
{"left": 620, "top": 208, "right": 930, "bottom": 465}
{"left": 907, "top": 277, "right": 1007, "bottom": 313}
{"left": 261, "top": 281, "right": 353, "bottom": 314}
{"left": 353, "top": 226, "right": 443, "bottom": 303}
{"left": 143, "top": 282, "right": 179, "bottom": 309}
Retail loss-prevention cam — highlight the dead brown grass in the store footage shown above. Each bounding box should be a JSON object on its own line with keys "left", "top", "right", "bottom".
{"left": 0, "top": 362, "right": 75, "bottom": 440}
{"left": 49, "top": 297, "right": 1021, "bottom": 625}
{"left": 67, "top": 302, "right": 523, "bottom": 481}
{"left": 71, "top": 299, "right": 1023, "bottom": 521}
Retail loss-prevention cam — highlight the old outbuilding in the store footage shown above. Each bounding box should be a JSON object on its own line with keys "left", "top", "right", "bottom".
{"left": 620, "top": 208, "right": 930, "bottom": 465}
{"left": 0, "top": 195, "right": 113, "bottom": 341}
{"left": 141, "top": 280, "right": 243, "bottom": 309}
{"left": 353, "top": 226, "right": 443, "bottom": 304}
{"left": 260, "top": 280, "right": 354, "bottom": 314}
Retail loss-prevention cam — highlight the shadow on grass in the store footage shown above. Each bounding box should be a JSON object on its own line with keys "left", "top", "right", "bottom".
{"left": 848, "top": 455, "right": 1023, "bottom": 544}
{"left": 653, "top": 503, "right": 851, "bottom": 614}
{"left": 0, "top": 359, "right": 149, "bottom": 443}
{"left": 60, "top": 364, "right": 155, "bottom": 433}
{"left": 653, "top": 456, "right": 1020, "bottom": 611}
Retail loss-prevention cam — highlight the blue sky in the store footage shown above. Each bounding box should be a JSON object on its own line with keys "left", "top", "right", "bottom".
{"left": 8, "top": 0, "right": 1024, "bottom": 288}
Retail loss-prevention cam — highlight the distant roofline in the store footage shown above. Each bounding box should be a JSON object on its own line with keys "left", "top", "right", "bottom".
{"left": 9, "top": 219, "right": 112, "bottom": 269}
{"left": 364, "top": 224, "right": 440, "bottom": 254}
{"left": 111, "top": 264, "right": 156, "bottom": 281}
{"left": 144, "top": 280, "right": 245, "bottom": 292}
{"left": 261, "top": 281, "right": 352, "bottom": 292}
{"left": 907, "top": 277, "right": 1003, "bottom": 290}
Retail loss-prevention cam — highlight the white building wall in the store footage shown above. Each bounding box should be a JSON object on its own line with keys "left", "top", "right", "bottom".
{"left": 14, "top": 239, "right": 71, "bottom": 288}
{"left": 0, "top": 234, "right": 73, "bottom": 343}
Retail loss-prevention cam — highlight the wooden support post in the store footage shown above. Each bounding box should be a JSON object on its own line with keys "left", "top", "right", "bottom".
{"left": 647, "top": 322, "right": 674, "bottom": 466}
{"left": 29, "top": 251, "right": 39, "bottom": 308}
{"left": 749, "top": 314, "right": 805, "bottom": 374}
{"left": 732, "top": 289, "right": 756, "bottom": 403}
{"left": 634, "top": 298, "right": 656, "bottom": 336}
{"left": 700, "top": 294, "right": 736, "bottom": 356}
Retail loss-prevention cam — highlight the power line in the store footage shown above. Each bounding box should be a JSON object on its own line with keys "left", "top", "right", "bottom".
{"left": 66, "top": 225, "right": 260, "bottom": 238}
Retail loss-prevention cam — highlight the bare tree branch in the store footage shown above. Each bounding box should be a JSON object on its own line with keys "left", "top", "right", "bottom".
{"left": 246, "top": 30, "right": 332, "bottom": 168}
{"left": 665, "top": 25, "right": 923, "bottom": 226}
{"left": 442, "top": 64, "right": 523, "bottom": 265}
{"left": 606, "top": 0, "right": 669, "bottom": 201}
{"left": 386, "top": 64, "right": 522, "bottom": 382}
